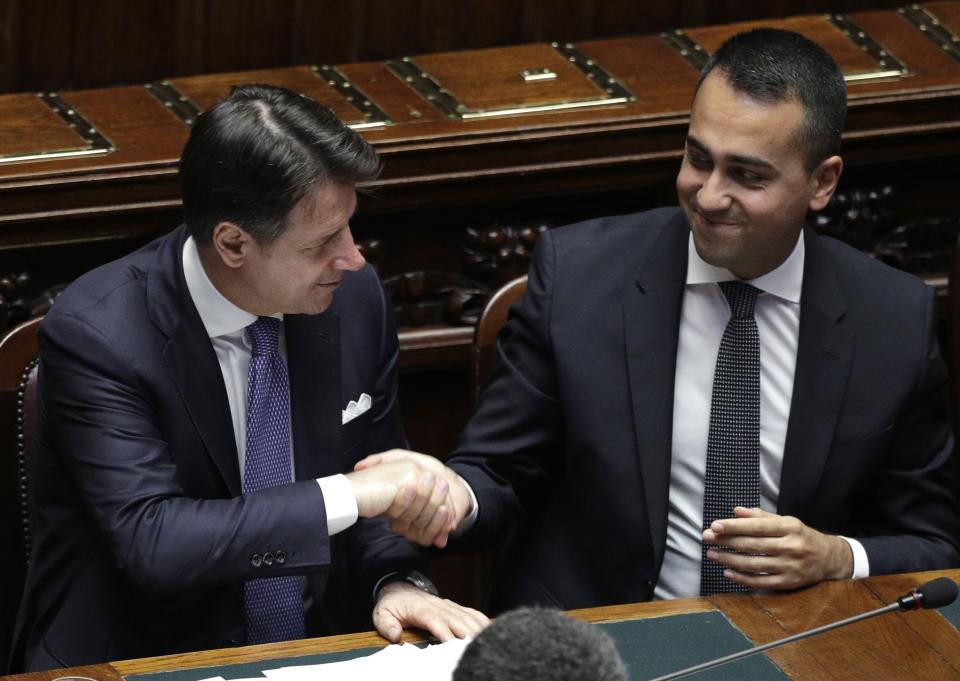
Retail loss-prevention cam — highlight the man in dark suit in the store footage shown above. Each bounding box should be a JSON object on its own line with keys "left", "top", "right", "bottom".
{"left": 12, "top": 85, "right": 485, "bottom": 672}
{"left": 359, "top": 29, "right": 960, "bottom": 610}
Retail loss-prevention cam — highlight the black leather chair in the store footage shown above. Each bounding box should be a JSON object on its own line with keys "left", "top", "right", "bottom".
{"left": 0, "top": 316, "right": 41, "bottom": 672}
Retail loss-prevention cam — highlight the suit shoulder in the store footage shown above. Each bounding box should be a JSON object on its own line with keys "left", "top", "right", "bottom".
{"left": 818, "top": 234, "right": 931, "bottom": 305}
{"left": 48, "top": 247, "right": 157, "bottom": 321}
{"left": 541, "top": 207, "right": 687, "bottom": 260}
{"left": 548, "top": 207, "right": 682, "bottom": 248}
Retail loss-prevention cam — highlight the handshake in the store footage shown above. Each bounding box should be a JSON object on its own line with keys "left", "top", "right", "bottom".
{"left": 345, "top": 450, "right": 472, "bottom": 548}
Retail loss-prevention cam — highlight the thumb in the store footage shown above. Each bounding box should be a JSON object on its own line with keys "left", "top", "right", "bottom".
{"left": 373, "top": 606, "right": 403, "bottom": 643}
{"left": 354, "top": 454, "right": 384, "bottom": 471}
{"left": 733, "top": 506, "right": 767, "bottom": 518}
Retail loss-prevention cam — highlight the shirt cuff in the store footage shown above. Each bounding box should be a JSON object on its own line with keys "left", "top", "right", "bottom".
{"left": 316, "top": 474, "right": 359, "bottom": 536}
{"left": 839, "top": 536, "right": 870, "bottom": 579}
{"left": 451, "top": 476, "right": 479, "bottom": 537}
{"left": 372, "top": 572, "right": 400, "bottom": 602}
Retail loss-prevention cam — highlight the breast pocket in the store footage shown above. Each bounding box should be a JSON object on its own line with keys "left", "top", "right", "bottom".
{"left": 338, "top": 409, "right": 372, "bottom": 455}
{"left": 823, "top": 425, "right": 894, "bottom": 473}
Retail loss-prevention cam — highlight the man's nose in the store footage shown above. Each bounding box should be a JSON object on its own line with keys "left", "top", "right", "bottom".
{"left": 334, "top": 231, "right": 366, "bottom": 272}
{"left": 697, "top": 171, "right": 733, "bottom": 213}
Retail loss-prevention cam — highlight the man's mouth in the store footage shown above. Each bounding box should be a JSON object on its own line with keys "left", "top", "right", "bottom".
{"left": 695, "top": 210, "right": 739, "bottom": 229}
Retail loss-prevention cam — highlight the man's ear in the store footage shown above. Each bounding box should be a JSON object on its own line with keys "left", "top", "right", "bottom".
{"left": 210, "top": 222, "right": 254, "bottom": 269}
{"left": 808, "top": 155, "right": 843, "bottom": 212}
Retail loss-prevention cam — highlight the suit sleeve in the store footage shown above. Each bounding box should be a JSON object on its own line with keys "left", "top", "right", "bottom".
{"left": 38, "top": 311, "right": 331, "bottom": 596}
{"left": 447, "top": 230, "right": 565, "bottom": 549}
{"left": 854, "top": 284, "right": 960, "bottom": 572}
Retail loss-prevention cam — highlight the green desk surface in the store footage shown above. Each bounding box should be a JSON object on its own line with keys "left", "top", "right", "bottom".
{"left": 939, "top": 597, "right": 960, "bottom": 631}
{"left": 124, "top": 610, "right": 788, "bottom": 681}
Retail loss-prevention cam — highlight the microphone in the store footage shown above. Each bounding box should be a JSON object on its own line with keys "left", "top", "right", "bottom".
{"left": 896, "top": 576, "right": 957, "bottom": 610}
{"left": 648, "top": 578, "right": 958, "bottom": 681}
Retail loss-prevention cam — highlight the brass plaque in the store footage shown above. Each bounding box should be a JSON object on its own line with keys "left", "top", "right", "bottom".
{"left": 156, "top": 67, "right": 391, "bottom": 129}
{"left": 0, "top": 92, "right": 114, "bottom": 165}
{"left": 900, "top": 3, "right": 960, "bottom": 62}
{"left": 387, "top": 42, "right": 634, "bottom": 119}
{"left": 670, "top": 15, "right": 908, "bottom": 82}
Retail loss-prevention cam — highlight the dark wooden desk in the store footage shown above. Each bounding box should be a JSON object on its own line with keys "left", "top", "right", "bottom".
{"left": 5, "top": 569, "right": 958, "bottom": 681}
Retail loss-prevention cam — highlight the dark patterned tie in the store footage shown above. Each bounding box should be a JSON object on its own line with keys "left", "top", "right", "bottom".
{"left": 700, "top": 281, "right": 761, "bottom": 596}
{"left": 242, "top": 316, "right": 305, "bottom": 643}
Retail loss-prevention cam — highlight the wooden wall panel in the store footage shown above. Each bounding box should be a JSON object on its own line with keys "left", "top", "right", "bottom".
{"left": 0, "top": 0, "right": 908, "bottom": 94}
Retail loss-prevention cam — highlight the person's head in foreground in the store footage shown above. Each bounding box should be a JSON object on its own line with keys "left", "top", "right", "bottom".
{"left": 453, "top": 607, "right": 628, "bottom": 681}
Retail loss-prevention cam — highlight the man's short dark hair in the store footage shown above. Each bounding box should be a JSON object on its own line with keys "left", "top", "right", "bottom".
{"left": 453, "top": 607, "right": 628, "bottom": 681}
{"left": 697, "top": 28, "right": 847, "bottom": 171}
{"left": 179, "top": 84, "right": 381, "bottom": 246}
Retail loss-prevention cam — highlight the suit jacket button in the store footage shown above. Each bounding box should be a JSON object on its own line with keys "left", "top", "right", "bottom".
{"left": 251, "top": 553, "right": 262, "bottom": 568}
{"left": 263, "top": 551, "right": 275, "bottom": 566}
{"left": 275, "top": 550, "right": 286, "bottom": 565}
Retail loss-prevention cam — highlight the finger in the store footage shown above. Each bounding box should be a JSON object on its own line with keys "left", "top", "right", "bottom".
{"left": 706, "top": 548, "right": 785, "bottom": 575}
{"left": 443, "top": 603, "right": 489, "bottom": 637}
{"left": 410, "top": 605, "right": 456, "bottom": 643}
{"left": 724, "top": 567, "right": 807, "bottom": 591}
{"left": 406, "top": 477, "right": 449, "bottom": 538}
{"left": 733, "top": 506, "right": 770, "bottom": 518}
{"left": 372, "top": 606, "right": 403, "bottom": 643}
{"left": 386, "top": 482, "right": 417, "bottom": 522}
{"left": 385, "top": 463, "right": 430, "bottom": 521}
{"left": 432, "top": 528, "right": 450, "bottom": 549}
{"left": 706, "top": 534, "right": 782, "bottom": 555}
{"left": 468, "top": 607, "right": 491, "bottom": 631}
{"left": 426, "top": 600, "right": 487, "bottom": 640}
{"left": 392, "top": 472, "right": 437, "bottom": 533}
{"left": 420, "top": 505, "right": 450, "bottom": 548}
{"left": 356, "top": 449, "right": 418, "bottom": 471}
{"left": 708, "top": 517, "right": 788, "bottom": 538}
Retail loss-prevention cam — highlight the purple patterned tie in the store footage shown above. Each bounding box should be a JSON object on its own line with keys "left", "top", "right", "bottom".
{"left": 242, "top": 316, "right": 305, "bottom": 644}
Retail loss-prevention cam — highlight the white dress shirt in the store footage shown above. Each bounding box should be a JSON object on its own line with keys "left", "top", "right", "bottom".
{"left": 654, "top": 233, "right": 868, "bottom": 599}
{"left": 182, "top": 237, "right": 358, "bottom": 535}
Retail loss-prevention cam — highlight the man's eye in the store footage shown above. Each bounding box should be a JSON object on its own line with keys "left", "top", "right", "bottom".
{"left": 687, "top": 153, "right": 711, "bottom": 168}
{"left": 736, "top": 169, "right": 763, "bottom": 185}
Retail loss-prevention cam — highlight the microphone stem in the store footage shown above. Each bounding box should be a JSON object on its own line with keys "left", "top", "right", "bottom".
{"left": 648, "top": 601, "right": 901, "bottom": 681}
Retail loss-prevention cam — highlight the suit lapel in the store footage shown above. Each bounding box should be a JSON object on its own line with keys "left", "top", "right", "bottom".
{"left": 285, "top": 313, "right": 342, "bottom": 481}
{"left": 624, "top": 215, "right": 689, "bottom": 572}
{"left": 778, "top": 229, "right": 855, "bottom": 517}
{"left": 148, "top": 227, "right": 242, "bottom": 495}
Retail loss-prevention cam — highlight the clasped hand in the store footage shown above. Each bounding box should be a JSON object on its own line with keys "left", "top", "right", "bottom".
{"left": 346, "top": 449, "right": 470, "bottom": 548}
{"left": 702, "top": 507, "right": 854, "bottom": 590}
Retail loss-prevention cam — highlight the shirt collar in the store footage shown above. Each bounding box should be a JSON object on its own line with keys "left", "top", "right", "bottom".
{"left": 685, "top": 230, "right": 804, "bottom": 304}
{"left": 182, "top": 236, "right": 260, "bottom": 338}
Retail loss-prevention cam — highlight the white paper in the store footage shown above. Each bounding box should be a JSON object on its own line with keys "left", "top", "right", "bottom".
{"left": 261, "top": 638, "right": 471, "bottom": 681}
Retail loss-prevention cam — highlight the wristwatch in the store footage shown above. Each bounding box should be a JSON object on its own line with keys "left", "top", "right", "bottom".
{"left": 402, "top": 570, "right": 439, "bottom": 597}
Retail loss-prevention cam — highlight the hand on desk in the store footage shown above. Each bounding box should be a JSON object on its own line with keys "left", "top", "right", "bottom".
{"left": 347, "top": 449, "right": 470, "bottom": 548}
{"left": 702, "top": 506, "right": 854, "bottom": 590}
{"left": 373, "top": 580, "right": 489, "bottom": 643}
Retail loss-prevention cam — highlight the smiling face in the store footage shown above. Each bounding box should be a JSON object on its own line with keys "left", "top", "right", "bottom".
{"left": 676, "top": 71, "right": 842, "bottom": 280}
{"left": 209, "top": 180, "right": 366, "bottom": 316}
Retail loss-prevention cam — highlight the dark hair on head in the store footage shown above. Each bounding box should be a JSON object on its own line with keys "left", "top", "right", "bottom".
{"left": 179, "top": 84, "right": 381, "bottom": 246}
{"left": 453, "top": 607, "right": 628, "bottom": 681}
{"left": 697, "top": 28, "right": 847, "bottom": 171}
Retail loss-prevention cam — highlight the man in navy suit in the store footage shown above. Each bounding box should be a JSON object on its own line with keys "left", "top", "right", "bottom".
{"left": 359, "top": 29, "right": 960, "bottom": 610}
{"left": 12, "top": 84, "right": 485, "bottom": 671}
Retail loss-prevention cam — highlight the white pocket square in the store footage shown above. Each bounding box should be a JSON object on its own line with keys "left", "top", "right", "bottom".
{"left": 342, "top": 393, "right": 372, "bottom": 425}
